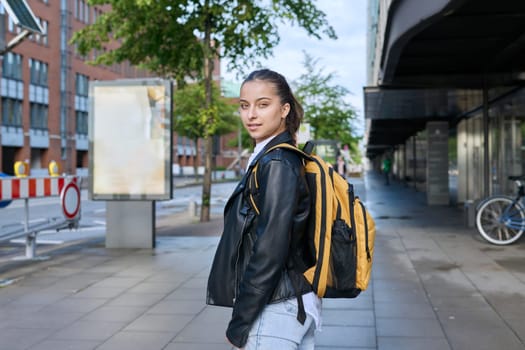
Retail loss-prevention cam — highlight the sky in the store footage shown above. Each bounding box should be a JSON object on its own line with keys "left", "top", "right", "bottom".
{"left": 220, "top": 1, "right": 368, "bottom": 134}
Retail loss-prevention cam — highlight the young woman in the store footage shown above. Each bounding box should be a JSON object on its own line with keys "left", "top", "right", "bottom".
{"left": 207, "top": 69, "right": 321, "bottom": 349}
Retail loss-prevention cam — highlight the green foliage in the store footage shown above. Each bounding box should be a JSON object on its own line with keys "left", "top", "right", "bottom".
{"left": 72, "top": 1, "right": 336, "bottom": 78}
{"left": 226, "top": 126, "right": 254, "bottom": 151}
{"left": 72, "top": 0, "right": 204, "bottom": 82}
{"left": 294, "top": 52, "right": 362, "bottom": 162}
{"left": 174, "top": 83, "right": 237, "bottom": 139}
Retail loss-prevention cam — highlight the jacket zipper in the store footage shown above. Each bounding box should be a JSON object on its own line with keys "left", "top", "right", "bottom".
{"left": 233, "top": 214, "right": 250, "bottom": 304}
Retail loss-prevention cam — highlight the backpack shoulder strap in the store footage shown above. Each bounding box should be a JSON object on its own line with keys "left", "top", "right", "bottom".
{"left": 248, "top": 143, "right": 312, "bottom": 215}
{"left": 264, "top": 143, "right": 313, "bottom": 160}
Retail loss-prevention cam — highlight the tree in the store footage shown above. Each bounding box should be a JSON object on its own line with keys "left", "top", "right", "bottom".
{"left": 294, "top": 52, "right": 362, "bottom": 163}
{"left": 71, "top": 0, "right": 336, "bottom": 221}
{"left": 174, "top": 82, "right": 237, "bottom": 179}
{"left": 227, "top": 126, "right": 252, "bottom": 150}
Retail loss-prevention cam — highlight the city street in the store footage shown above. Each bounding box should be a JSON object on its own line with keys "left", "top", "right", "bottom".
{"left": 0, "top": 180, "right": 237, "bottom": 262}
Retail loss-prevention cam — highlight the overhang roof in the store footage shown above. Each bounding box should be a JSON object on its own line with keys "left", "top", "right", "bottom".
{"left": 364, "top": 87, "right": 482, "bottom": 155}
{"left": 366, "top": 0, "right": 525, "bottom": 158}
{"left": 382, "top": 0, "right": 525, "bottom": 88}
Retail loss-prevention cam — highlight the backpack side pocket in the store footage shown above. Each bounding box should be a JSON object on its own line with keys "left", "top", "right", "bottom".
{"left": 328, "top": 219, "right": 358, "bottom": 294}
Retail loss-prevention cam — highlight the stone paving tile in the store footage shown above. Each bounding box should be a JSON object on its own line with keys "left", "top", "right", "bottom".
{"left": 323, "top": 295, "right": 373, "bottom": 310}
{"left": 315, "top": 325, "right": 376, "bottom": 348}
{"left": 11, "top": 275, "right": 62, "bottom": 288}
{"left": 126, "top": 281, "right": 180, "bottom": 294}
{"left": 171, "top": 306, "right": 231, "bottom": 344}
{"left": 81, "top": 305, "right": 147, "bottom": 323}
{"left": 427, "top": 293, "right": 489, "bottom": 310}
{"left": 90, "top": 276, "right": 144, "bottom": 289}
{"left": 96, "top": 331, "right": 174, "bottom": 350}
{"left": 26, "top": 339, "right": 100, "bottom": 350}
{"left": 4, "top": 291, "right": 68, "bottom": 306}
{"left": 0, "top": 285, "right": 34, "bottom": 305}
{"left": 321, "top": 309, "right": 375, "bottom": 327}
{"left": 315, "top": 347, "right": 371, "bottom": 350}
{"left": 50, "top": 320, "right": 127, "bottom": 341}
{"left": 39, "top": 297, "right": 107, "bottom": 314}
{"left": 0, "top": 328, "right": 54, "bottom": 350}
{"left": 0, "top": 302, "right": 45, "bottom": 317}
{"left": 6, "top": 310, "right": 83, "bottom": 329}
{"left": 165, "top": 286, "right": 207, "bottom": 301}
{"left": 374, "top": 301, "right": 436, "bottom": 319}
{"left": 123, "top": 313, "right": 193, "bottom": 333}
{"left": 105, "top": 292, "right": 166, "bottom": 307}
{"left": 377, "top": 337, "right": 451, "bottom": 350}
{"left": 376, "top": 318, "right": 445, "bottom": 338}
{"left": 441, "top": 325, "right": 525, "bottom": 350}
{"left": 164, "top": 343, "right": 233, "bottom": 350}
{"left": 69, "top": 286, "right": 125, "bottom": 299}
{"left": 146, "top": 299, "right": 206, "bottom": 315}
{"left": 373, "top": 288, "right": 429, "bottom": 304}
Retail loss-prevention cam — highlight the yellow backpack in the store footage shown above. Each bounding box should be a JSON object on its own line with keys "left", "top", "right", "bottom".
{"left": 249, "top": 142, "right": 375, "bottom": 299}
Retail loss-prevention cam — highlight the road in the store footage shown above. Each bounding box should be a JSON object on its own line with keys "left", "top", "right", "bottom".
{"left": 0, "top": 181, "right": 237, "bottom": 261}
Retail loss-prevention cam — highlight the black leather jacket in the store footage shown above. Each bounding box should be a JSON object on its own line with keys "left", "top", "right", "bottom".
{"left": 206, "top": 131, "right": 313, "bottom": 348}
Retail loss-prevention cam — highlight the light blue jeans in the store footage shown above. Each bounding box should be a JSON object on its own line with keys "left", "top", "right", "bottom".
{"left": 235, "top": 299, "right": 316, "bottom": 350}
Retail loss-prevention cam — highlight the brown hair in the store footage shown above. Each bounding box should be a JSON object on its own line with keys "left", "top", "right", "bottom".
{"left": 242, "top": 69, "right": 304, "bottom": 141}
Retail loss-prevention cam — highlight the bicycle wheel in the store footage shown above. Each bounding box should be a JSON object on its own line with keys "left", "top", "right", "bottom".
{"left": 476, "top": 196, "right": 525, "bottom": 245}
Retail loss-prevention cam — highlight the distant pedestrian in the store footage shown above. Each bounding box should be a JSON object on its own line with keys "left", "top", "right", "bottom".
{"left": 382, "top": 157, "right": 391, "bottom": 185}
{"left": 207, "top": 69, "right": 320, "bottom": 349}
{"left": 335, "top": 155, "right": 347, "bottom": 179}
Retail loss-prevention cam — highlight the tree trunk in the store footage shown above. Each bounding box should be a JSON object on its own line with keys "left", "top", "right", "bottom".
{"left": 193, "top": 137, "right": 199, "bottom": 182}
{"left": 201, "top": 136, "right": 212, "bottom": 222}
{"left": 200, "top": 5, "right": 213, "bottom": 222}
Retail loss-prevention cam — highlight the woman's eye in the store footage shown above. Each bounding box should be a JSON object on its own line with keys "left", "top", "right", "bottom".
{"left": 259, "top": 103, "right": 268, "bottom": 108}
{"left": 240, "top": 104, "right": 248, "bottom": 110}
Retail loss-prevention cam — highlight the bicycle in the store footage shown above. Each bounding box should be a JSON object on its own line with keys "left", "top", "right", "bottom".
{"left": 475, "top": 175, "right": 525, "bottom": 245}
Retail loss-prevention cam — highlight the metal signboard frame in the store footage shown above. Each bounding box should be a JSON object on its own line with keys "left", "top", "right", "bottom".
{"left": 88, "top": 79, "right": 173, "bottom": 201}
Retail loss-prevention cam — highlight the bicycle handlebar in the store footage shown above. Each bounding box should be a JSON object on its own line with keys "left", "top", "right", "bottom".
{"left": 508, "top": 175, "right": 525, "bottom": 181}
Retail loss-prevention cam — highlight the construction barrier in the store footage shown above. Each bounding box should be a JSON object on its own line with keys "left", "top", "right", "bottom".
{"left": 0, "top": 176, "right": 73, "bottom": 201}
{"left": 0, "top": 175, "right": 81, "bottom": 260}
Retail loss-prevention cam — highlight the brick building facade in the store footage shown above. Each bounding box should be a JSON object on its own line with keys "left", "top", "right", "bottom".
{"left": 0, "top": 0, "right": 238, "bottom": 177}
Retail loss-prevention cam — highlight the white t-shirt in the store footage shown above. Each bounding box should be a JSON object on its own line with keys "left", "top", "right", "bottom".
{"left": 246, "top": 137, "right": 323, "bottom": 330}
{"left": 246, "top": 136, "right": 275, "bottom": 171}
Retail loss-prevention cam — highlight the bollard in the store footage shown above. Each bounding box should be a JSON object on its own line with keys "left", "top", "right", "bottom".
{"left": 25, "top": 233, "right": 36, "bottom": 259}
{"left": 464, "top": 200, "right": 475, "bottom": 228}
{"left": 188, "top": 200, "right": 198, "bottom": 217}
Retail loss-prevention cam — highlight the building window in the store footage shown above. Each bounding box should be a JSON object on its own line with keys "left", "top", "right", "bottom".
{"left": 30, "top": 19, "right": 48, "bottom": 45}
{"left": 6, "top": 16, "right": 22, "bottom": 34}
{"left": 2, "top": 98, "right": 23, "bottom": 127}
{"left": 28, "top": 17, "right": 46, "bottom": 45}
{"left": 30, "top": 103, "right": 48, "bottom": 130}
{"left": 76, "top": 111, "right": 88, "bottom": 135}
{"left": 76, "top": 73, "right": 89, "bottom": 96}
{"left": 84, "top": 1, "right": 90, "bottom": 23}
{"left": 29, "top": 59, "right": 48, "bottom": 86}
{"left": 74, "top": 0, "right": 91, "bottom": 23}
{"left": 93, "top": 7, "right": 100, "bottom": 22}
{"left": 2, "top": 52, "right": 23, "bottom": 80}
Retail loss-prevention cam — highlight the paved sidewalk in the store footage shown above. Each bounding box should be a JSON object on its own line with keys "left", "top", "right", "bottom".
{"left": 0, "top": 173, "right": 524, "bottom": 349}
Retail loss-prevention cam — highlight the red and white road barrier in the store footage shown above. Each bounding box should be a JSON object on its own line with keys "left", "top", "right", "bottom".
{"left": 0, "top": 176, "right": 81, "bottom": 260}
{"left": 0, "top": 176, "right": 79, "bottom": 201}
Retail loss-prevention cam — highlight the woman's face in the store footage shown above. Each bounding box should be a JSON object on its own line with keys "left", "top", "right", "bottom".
{"left": 239, "top": 80, "right": 290, "bottom": 144}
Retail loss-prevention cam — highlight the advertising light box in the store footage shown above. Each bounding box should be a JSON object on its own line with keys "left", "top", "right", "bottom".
{"left": 89, "top": 79, "right": 172, "bottom": 200}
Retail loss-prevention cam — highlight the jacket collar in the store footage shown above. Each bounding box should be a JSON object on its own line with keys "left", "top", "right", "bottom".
{"left": 229, "top": 131, "right": 294, "bottom": 199}
{"left": 250, "top": 131, "right": 294, "bottom": 168}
